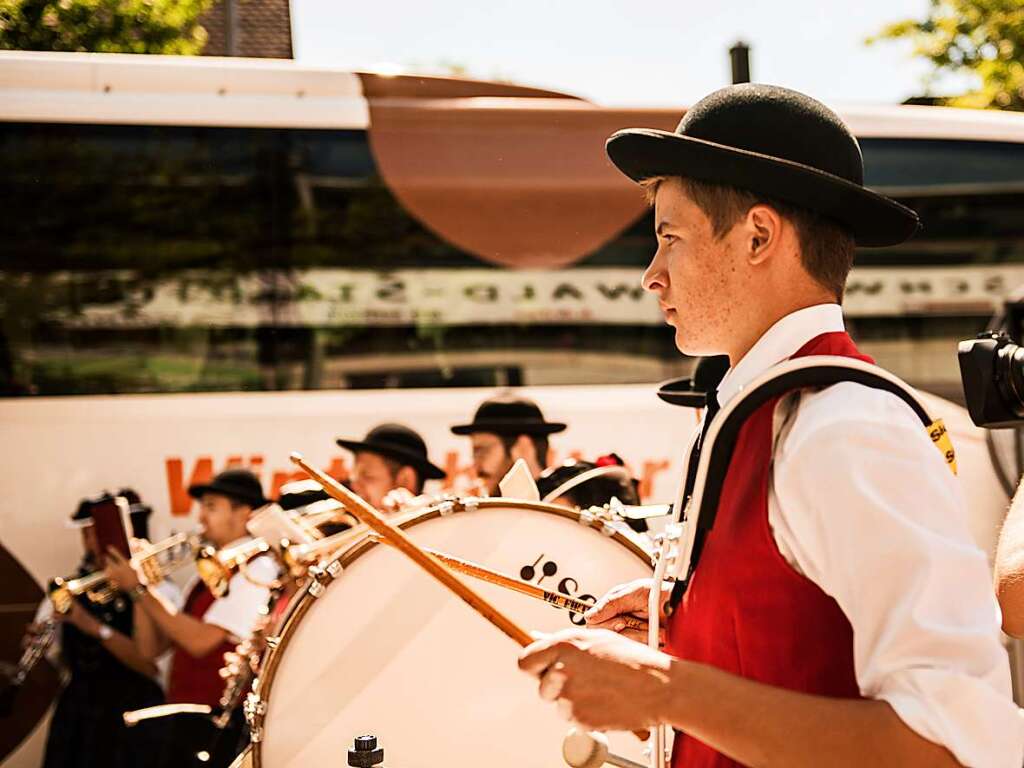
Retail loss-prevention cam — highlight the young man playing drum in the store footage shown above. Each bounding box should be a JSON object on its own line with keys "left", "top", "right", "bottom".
{"left": 518, "top": 84, "right": 1022, "bottom": 767}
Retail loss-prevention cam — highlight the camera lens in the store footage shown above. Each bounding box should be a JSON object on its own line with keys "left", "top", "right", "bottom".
{"left": 996, "top": 342, "right": 1024, "bottom": 419}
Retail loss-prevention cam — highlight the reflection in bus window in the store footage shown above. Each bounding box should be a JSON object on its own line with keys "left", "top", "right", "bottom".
{"left": 2, "top": 123, "right": 1024, "bottom": 401}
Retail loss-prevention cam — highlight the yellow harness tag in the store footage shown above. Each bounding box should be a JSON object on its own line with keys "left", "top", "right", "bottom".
{"left": 928, "top": 419, "right": 957, "bottom": 476}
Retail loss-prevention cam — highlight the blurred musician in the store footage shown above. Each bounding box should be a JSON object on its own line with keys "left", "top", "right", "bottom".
{"left": 105, "top": 469, "right": 277, "bottom": 768}
{"left": 336, "top": 423, "right": 446, "bottom": 511}
{"left": 451, "top": 394, "right": 565, "bottom": 495}
{"left": 537, "top": 454, "right": 640, "bottom": 509}
{"left": 39, "top": 492, "right": 172, "bottom": 768}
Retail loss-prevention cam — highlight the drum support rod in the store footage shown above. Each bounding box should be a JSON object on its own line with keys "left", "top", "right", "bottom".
{"left": 368, "top": 534, "right": 647, "bottom": 633}
{"left": 290, "top": 453, "right": 533, "bottom": 646}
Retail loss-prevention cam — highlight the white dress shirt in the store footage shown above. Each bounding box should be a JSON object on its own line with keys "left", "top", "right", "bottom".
{"left": 711, "top": 303, "right": 1023, "bottom": 768}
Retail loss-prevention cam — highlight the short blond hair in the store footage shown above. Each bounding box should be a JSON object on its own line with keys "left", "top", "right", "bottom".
{"left": 641, "top": 176, "right": 855, "bottom": 300}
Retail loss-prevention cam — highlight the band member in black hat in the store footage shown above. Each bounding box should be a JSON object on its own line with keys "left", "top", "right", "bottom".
{"left": 451, "top": 394, "right": 565, "bottom": 495}
{"left": 336, "top": 423, "right": 446, "bottom": 510}
{"left": 39, "top": 493, "right": 168, "bottom": 768}
{"left": 105, "top": 469, "right": 277, "bottom": 768}
{"left": 519, "top": 84, "right": 1019, "bottom": 767}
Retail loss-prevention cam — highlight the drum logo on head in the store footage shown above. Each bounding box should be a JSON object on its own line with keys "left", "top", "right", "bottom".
{"left": 520, "top": 554, "right": 595, "bottom": 626}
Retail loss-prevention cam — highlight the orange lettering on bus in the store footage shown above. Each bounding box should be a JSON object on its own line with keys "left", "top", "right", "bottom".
{"left": 165, "top": 457, "right": 214, "bottom": 517}
{"left": 269, "top": 458, "right": 350, "bottom": 499}
{"left": 326, "top": 457, "right": 350, "bottom": 482}
{"left": 270, "top": 470, "right": 307, "bottom": 499}
{"left": 639, "top": 460, "right": 671, "bottom": 502}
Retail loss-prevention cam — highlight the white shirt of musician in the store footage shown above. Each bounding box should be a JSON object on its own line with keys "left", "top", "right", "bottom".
{"left": 179, "top": 537, "right": 278, "bottom": 642}
{"left": 708, "top": 302, "right": 1023, "bottom": 768}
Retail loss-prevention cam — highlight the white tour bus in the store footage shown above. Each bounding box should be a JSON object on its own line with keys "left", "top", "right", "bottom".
{"left": 2, "top": 51, "right": 1024, "bottom": 765}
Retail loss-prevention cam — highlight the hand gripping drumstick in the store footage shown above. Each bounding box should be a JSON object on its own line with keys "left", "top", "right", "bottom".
{"left": 290, "top": 453, "right": 532, "bottom": 646}
{"left": 367, "top": 534, "right": 648, "bottom": 633}
{"left": 292, "top": 454, "right": 650, "bottom": 747}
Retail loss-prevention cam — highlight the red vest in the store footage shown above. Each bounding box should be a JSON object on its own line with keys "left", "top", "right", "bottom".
{"left": 666, "top": 332, "right": 872, "bottom": 768}
{"left": 167, "top": 582, "right": 238, "bottom": 707}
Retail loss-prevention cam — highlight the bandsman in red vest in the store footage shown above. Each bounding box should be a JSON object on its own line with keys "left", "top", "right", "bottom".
{"left": 105, "top": 469, "right": 277, "bottom": 768}
{"left": 519, "top": 85, "right": 1022, "bottom": 767}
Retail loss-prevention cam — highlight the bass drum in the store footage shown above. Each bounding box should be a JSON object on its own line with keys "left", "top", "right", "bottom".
{"left": 248, "top": 498, "right": 653, "bottom": 768}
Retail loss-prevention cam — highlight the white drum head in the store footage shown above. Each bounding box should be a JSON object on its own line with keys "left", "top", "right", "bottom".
{"left": 254, "top": 500, "right": 652, "bottom": 768}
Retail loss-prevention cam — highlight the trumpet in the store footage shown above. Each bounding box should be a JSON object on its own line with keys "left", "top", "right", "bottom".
{"left": 48, "top": 531, "right": 200, "bottom": 614}
{"left": 279, "top": 526, "right": 364, "bottom": 575}
{"left": 195, "top": 538, "right": 275, "bottom": 599}
{"left": 196, "top": 501, "right": 359, "bottom": 598}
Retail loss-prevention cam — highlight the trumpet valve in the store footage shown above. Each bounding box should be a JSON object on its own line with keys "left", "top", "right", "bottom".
{"left": 86, "top": 586, "right": 116, "bottom": 605}
{"left": 139, "top": 559, "right": 163, "bottom": 585}
{"left": 195, "top": 545, "right": 232, "bottom": 599}
{"left": 48, "top": 582, "right": 73, "bottom": 615}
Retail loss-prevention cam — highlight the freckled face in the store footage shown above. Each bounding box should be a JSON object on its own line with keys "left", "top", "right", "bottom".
{"left": 641, "top": 178, "right": 748, "bottom": 356}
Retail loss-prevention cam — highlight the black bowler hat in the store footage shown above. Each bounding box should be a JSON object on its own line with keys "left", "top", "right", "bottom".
{"left": 606, "top": 83, "right": 920, "bottom": 247}
{"left": 188, "top": 468, "right": 269, "bottom": 508}
{"left": 337, "top": 423, "right": 446, "bottom": 481}
{"left": 656, "top": 355, "right": 731, "bottom": 408}
{"left": 450, "top": 394, "right": 566, "bottom": 437}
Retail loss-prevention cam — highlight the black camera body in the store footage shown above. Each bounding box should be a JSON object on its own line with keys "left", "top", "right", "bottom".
{"left": 958, "top": 331, "right": 1024, "bottom": 429}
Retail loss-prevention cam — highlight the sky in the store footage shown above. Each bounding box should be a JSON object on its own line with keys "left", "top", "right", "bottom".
{"left": 291, "top": 0, "right": 973, "bottom": 109}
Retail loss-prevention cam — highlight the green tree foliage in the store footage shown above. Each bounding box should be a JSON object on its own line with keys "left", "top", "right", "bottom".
{"left": 870, "top": 0, "right": 1024, "bottom": 110}
{"left": 0, "top": 0, "right": 213, "bottom": 54}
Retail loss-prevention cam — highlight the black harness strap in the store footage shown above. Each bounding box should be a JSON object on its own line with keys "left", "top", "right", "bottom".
{"left": 666, "top": 360, "right": 937, "bottom": 613}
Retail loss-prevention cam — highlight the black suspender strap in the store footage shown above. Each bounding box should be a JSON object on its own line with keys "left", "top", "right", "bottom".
{"left": 665, "top": 355, "right": 955, "bottom": 614}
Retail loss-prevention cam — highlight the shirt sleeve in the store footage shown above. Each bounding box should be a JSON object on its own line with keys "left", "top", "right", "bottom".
{"left": 202, "top": 555, "right": 278, "bottom": 642}
{"left": 771, "top": 383, "right": 1024, "bottom": 768}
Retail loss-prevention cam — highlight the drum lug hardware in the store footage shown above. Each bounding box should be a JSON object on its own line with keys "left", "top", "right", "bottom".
{"left": 325, "top": 560, "right": 343, "bottom": 579}
{"left": 577, "top": 508, "right": 596, "bottom": 526}
{"left": 438, "top": 500, "right": 456, "bottom": 516}
{"left": 650, "top": 522, "right": 684, "bottom": 570}
{"left": 265, "top": 635, "right": 280, "bottom": 650}
{"left": 462, "top": 497, "right": 479, "bottom": 513}
{"left": 244, "top": 692, "right": 266, "bottom": 742}
{"left": 306, "top": 565, "right": 329, "bottom": 598}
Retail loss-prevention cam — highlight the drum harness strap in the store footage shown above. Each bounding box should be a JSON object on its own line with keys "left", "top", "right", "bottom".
{"left": 657, "top": 355, "right": 957, "bottom": 615}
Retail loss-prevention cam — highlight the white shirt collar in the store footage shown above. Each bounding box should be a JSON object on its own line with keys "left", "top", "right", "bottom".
{"left": 715, "top": 304, "right": 845, "bottom": 408}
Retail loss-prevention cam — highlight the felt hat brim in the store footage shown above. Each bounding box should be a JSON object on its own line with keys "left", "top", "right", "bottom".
{"left": 606, "top": 129, "right": 920, "bottom": 248}
{"left": 336, "top": 439, "right": 446, "bottom": 480}
{"left": 450, "top": 419, "right": 567, "bottom": 437}
{"left": 187, "top": 482, "right": 268, "bottom": 508}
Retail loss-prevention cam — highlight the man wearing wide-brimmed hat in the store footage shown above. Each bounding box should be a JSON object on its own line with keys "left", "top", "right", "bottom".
{"left": 520, "top": 84, "right": 1021, "bottom": 767}
{"left": 105, "top": 468, "right": 277, "bottom": 767}
{"left": 452, "top": 394, "right": 565, "bottom": 495}
{"left": 337, "top": 423, "right": 446, "bottom": 511}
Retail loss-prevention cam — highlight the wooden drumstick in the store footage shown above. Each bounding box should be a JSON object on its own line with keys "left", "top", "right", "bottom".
{"left": 367, "top": 534, "right": 648, "bottom": 633}
{"left": 293, "top": 455, "right": 651, "bottom": 745}
{"left": 289, "top": 453, "right": 532, "bottom": 647}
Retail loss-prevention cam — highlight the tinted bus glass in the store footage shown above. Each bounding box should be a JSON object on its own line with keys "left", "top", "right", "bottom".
{"left": 1, "top": 123, "right": 1023, "bottom": 398}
